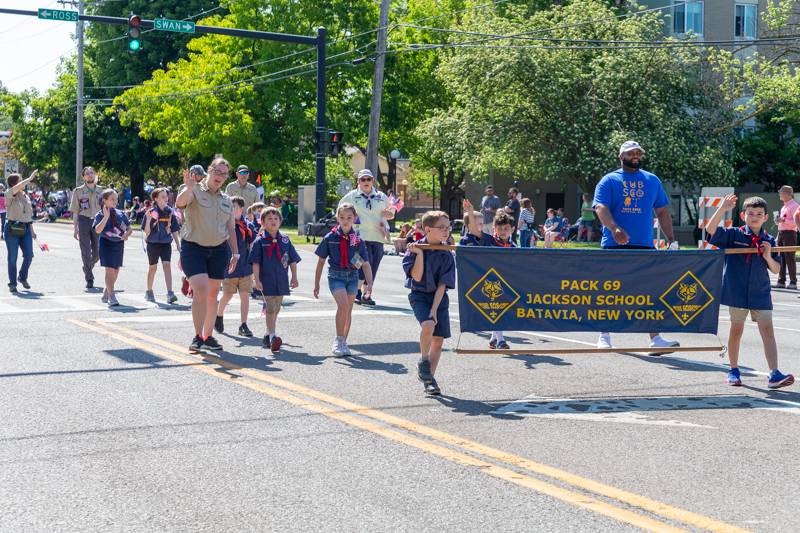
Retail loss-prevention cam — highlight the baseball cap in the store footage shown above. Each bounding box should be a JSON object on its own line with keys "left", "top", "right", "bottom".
{"left": 357, "top": 169, "right": 374, "bottom": 179}
{"left": 189, "top": 164, "right": 207, "bottom": 176}
{"left": 236, "top": 164, "right": 249, "bottom": 173}
{"left": 619, "top": 141, "right": 645, "bottom": 156}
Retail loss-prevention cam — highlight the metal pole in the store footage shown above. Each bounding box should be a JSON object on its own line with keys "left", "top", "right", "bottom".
{"left": 364, "top": 0, "right": 390, "bottom": 177}
{"left": 314, "top": 27, "right": 327, "bottom": 221}
{"left": 75, "top": 0, "right": 85, "bottom": 187}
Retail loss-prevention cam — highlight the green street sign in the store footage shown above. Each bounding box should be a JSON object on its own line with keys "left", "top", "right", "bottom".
{"left": 153, "top": 18, "right": 196, "bottom": 34}
{"left": 37, "top": 8, "right": 79, "bottom": 22}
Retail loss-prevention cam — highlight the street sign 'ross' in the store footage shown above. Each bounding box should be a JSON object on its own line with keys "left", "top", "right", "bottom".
{"left": 153, "top": 18, "right": 196, "bottom": 34}
{"left": 37, "top": 8, "right": 79, "bottom": 22}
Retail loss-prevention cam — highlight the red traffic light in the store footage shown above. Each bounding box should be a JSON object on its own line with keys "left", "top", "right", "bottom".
{"left": 129, "top": 15, "right": 142, "bottom": 27}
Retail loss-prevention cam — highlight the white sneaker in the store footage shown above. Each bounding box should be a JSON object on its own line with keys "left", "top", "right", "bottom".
{"left": 331, "top": 338, "right": 345, "bottom": 357}
{"left": 340, "top": 341, "right": 352, "bottom": 356}
{"left": 597, "top": 333, "right": 612, "bottom": 349}
{"left": 649, "top": 335, "right": 680, "bottom": 348}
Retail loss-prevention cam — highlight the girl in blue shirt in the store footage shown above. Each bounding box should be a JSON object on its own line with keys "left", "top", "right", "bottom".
{"left": 313, "top": 203, "right": 374, "bottom": 357}
{"left": 143, "top": 187, "right": 181, "bottom": 303}
{"left": 93, "top": 189, "right": 132, "bottom": 307}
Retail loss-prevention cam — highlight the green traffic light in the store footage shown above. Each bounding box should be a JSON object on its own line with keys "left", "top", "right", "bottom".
{"left": 128, "top": 39, "right": 141, "bottom": 51}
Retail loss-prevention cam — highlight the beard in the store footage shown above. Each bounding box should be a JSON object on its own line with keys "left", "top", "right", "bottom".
{"left": 622, "top": 157, "right": 641, "bottom": 169}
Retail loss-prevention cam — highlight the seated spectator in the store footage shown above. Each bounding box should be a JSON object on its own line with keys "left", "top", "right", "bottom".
{"left": 394, "top": 223, "right": 412, "bottom": 254}
{"left": 405, "top": 219, "right": 425, "bottom": 244}
{"left": 543, "top": 208, "right": 563, "bottom": 248}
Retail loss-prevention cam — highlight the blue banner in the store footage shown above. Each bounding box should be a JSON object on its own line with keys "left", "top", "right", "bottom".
{"left": 456, "top": 248, "right": 724, "bottom": 334}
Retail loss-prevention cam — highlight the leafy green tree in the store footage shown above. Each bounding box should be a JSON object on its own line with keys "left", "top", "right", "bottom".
{"left": 735, "top": 114, "right": 800, "bottom": 190}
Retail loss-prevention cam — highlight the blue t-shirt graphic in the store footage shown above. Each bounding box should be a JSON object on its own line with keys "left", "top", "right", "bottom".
{"left": 593, "top": 168, "right": 669, "bottom": 248}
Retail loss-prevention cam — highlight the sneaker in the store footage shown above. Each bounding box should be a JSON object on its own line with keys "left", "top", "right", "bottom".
{"left": 181, "top": 277, "right": 190, "bottom": 297}
{"left": 361, "top": 296, "right": 376, "bottom": 306}
{"left": 649, "top": 335, "right": 680, "bottom": 352}
{"left": 108, "top": 294, "right": 120, "bottom": 307}
{"left": 354, "top": 291, "right": 362, "bottom": 305}
{"left": 417, "top": 359, "right": 434, "bottom": 384}
{"left": 270, "top": 335, "right": 283, "bottom": 354}
{"left": 8, "top": 284, "right": 17, "bottom": 294}
{"left": 101, "top": 290, "right": 108, "bottom": 303}
{"left": 597, "top": 333, "right": 612, "bottom": 349}
{"left": 789, "top": 283, "right": 798, "bottom": 290}
{"left": 203, "top": 336, "right": 223, "bottom": 351}
{"left": 424, "top": 378, "right": 441, "bottom": 396}
{"left": 340, "top": 340, "right": 352, "bottom": 356}
{"left": 86, "top": 280, "right": 94, "bottom": 290}
{"left": 17, "top": 278, "right": 30, "bottom": 290}
{"left": 144, "top": 290, "right": 155, "bottom": 302}
{"left": 773, "top": 282, "right": 786, "bottom": 289}
{"left": 727, "top": 368, "right": 742, "bottom": 386}
{"left": 768, "top": 370, "right": 795, "bottom": 389}
{"left": 214, "top": 315, "right": 224, "bottom": 334}
{"left": 262, "top": 335, "right": 271, "bottom": 348}
{"left": 489, "top": 338, "right": 498, "bottom": 349}
{"left": 497, "top": 340, "right": 510, "bottom": 350}
{"left": 332, "top": 338, "right": 345, "bottom": 357}
{"left": 189, "top": 335, "right": 204, "bottom": 353}
{"left": 166, "top": 291, "right": 178, "bottom": 304}
{"left": 238, "top": 323, "right": 253, "bottom": 337}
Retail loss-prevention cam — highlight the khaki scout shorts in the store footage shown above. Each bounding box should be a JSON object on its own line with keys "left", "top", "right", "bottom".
{"left": 729, "top": 307, "right": 772, "bottom": 323}
{"left": 262, "top": 295, "right": 283, "bottom": 314}
{"left": 222, "top": 275, "right": 254, "bottom": 295}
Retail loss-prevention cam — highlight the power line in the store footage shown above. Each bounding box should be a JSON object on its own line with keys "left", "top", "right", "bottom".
{"left": 92, "top": 5, "right": 223, "bottom": 45}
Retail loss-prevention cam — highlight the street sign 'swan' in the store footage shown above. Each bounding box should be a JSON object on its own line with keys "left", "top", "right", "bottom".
{"left": 154, "top": 18, "right": 196, "bottom": 34}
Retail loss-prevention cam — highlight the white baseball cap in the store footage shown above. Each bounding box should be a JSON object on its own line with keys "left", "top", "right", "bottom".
{"left": 357, "top": 169, "right": 374, "bottom": 179}
{"left": 619, "top": 140, "right": 645, "bottom": 156}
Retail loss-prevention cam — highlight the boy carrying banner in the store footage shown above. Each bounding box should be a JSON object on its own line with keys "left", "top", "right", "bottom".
{"left": 707, "top": 194, "right": 794, "bottom": 389}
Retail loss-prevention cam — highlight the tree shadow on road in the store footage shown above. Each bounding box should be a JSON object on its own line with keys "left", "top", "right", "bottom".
{"left": 742, "top": 384, "right": 800, "bottom": 403}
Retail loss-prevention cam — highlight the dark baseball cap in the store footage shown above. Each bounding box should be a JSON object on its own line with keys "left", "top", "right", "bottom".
{"left": 236, "top": 164, "right": 249, "bottom": 173}
{"left": 189, "top": 164, "right": 207, "bottom": 176}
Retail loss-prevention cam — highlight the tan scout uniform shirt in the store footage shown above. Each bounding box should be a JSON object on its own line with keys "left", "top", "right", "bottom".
{"left": 4, "top": 191, "right": 33, "bottom": 223}
{"left": 70, "top": 184, "right": 101, "bottom": 218}
{"left": 180, "top": 179, "right": 233, "bottom": 247}
{"left": 224, "top": 181, "right": 259, "bottom": 210}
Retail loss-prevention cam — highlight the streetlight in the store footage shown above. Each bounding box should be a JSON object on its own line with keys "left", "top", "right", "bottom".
{"left": 388, "top": 149, "right": 401, "bottom": 231}
{"left": 431, "top": 171, "right": 436, "bottom": 209}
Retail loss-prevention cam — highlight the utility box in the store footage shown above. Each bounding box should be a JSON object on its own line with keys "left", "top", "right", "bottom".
{"left": 297, "top": 185, "right": 316, "bottom": 235}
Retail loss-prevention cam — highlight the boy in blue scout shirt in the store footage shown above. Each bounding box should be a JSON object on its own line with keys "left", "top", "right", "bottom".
{"left": 463, "top": 199, "right": 516, "bottom": 350}
{"left": 215, "top": 196, "right": 256, "bottom": 337}
{"left": 707, "top": 194, "right": 794, "bottom": 389}
{"left": 459, "top": 209, "right": 483, "bottom": 246}
{"left": 403, "top": 210, "right": 456, "bottom": 396}
{"left": 249, "top": 207, "right": 301, "bottom": 353}
{"left": 313, "top": 203, "right": 374, "bottom": 357}
{"left": 143, "top": 187, "right": 181, "bottom": 304}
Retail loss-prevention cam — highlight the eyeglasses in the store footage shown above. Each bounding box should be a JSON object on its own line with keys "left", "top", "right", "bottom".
{"left": 238, "top": 171, "right": 250, "bottom": 175}
{"left": 210, "top": 169, "right": 228, "bottom": 177}
{"left": 358, "top": 177, "right": 373, "bottom": 182}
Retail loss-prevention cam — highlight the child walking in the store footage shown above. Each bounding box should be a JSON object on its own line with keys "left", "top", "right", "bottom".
{"left": 93, "top": 189, "right": 132, "bottom": 307}
{"left": 463, "top": 199, "right": 516, "bottom": 349}
{"left": 404, "top": 211, "right": 456, "bottom": 395}
{"left": 313, "top": 203, "right": 374, "bottom": 357}
{"left": 215, "top": 196, "right": 255, "bottom": 337}
{"left": 707, "top": 194, "right": 794, "bottom": 389}
{"left": 143, "top": 187, "right": 181, "bottom": 303}
{"left": 249, "top": 207, "right": 300, "bottom": 353}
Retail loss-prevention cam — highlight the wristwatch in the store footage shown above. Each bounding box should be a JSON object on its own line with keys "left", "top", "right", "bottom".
{"left": 232, "top": 253, "right": 240, "bottom": 258}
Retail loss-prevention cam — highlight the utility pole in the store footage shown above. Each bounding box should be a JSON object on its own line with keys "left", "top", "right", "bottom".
{"left": 364, "top": 0, "right": 390, "bottom": 179}
{"left": 75, "top": 0, "right": 85, "bottom": 187}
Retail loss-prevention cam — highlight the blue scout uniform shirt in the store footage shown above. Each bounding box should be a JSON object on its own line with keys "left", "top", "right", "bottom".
{"left": 478, "top": 233, "right": 517, "bottom": 248}
{"left": 315, "top": 226, "right": 369, "bottom": 272}
{"left": 459, "top": 233, "right": 481, "bottom": 246}
{"left": 709, "top": 225, "right": 780, "bottom": 310}
{"left": 92, "top": 209, "right": 129, "bottom": 242}
{"left": 593, "top": 169, "right": 669, "bottom": 248}
{"left": 248, "top": 232, "right": 301, "bottom": 296}
{"left": 402, "top": 237, "right": 456, "bottom": 292}
{"left": 144, "top": 206, "right": 181, "bottom": 244}
{"left": 226, "top": 218, "right": 255, "bottom": 279}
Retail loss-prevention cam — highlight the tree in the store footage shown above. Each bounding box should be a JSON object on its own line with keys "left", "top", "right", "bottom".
{"left": 735, "top": 114, "right": 800, "bottom": 190}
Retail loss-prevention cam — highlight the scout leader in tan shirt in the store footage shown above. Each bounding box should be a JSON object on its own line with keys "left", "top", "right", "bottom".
{"left": 4, "top": 170, "right": 38, "bottom": 293}
{"left": 70, "top": 166, "right": 102, "bottom": 289}
{"left": 176, "top": 158, "right": 240, "bottom": 353}
{"left": 224, "top": 164, "right": 259, "bottom": 210}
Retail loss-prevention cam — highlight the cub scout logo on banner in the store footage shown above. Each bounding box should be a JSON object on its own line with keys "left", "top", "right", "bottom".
{"left": 659, "top": 271, "right": 714, "bottom": 326}
{"left": 465, "top": 268, "right": 520, "bottom": 324}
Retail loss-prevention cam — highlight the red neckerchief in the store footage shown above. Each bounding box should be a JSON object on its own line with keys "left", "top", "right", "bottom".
{"left": 264, "top": 232, "right": 282, "bottom": 260}
{"left": 333, "top": 225, "right": 359, "bottom": 268}
{"left": 739, "top": 226, "right": 763, "bottom": 263}
{"left": 235, "top": 218, "right": 253, "bottom": 243}
{"left": 493, "top": 233, "right": 512, "bottom": 247}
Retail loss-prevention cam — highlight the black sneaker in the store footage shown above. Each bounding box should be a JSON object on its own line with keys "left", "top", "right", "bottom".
{"left": 86, "top": 280, "right": 94, "bottom": 289}
{"left": 214, "top": 315, "right": 224, "bottom": 334}
{"left": 189, "top": 335, "right": 203, "bottom": 353}
{"left": 238, "top": 323, "right": 253, "bottom": 337}
{"left": 424, "top": 378, "right": 441, "bottom": 396}
{"left": 354, "top": 290, "right": 362, "bottom": 305}
{"left": 417, "top": 359, "right": 434, "bottom": 384}
{"left": 262, "top": 334, "right": 271, "bottom": 348}
{"left": 489, "top": 338, "right": 498, "bottom": 349}
{"left": 17, "top": 278, "right": 30, "bottom": 289}
{"left": 361, "top": 296, "right": 376, "bottom": 306}
{"left": 8, "top": 284, "right": 17, "bottom": 294}
{"left": 497, "top": 340, "right": 510, "bottom": 350}
{"left": 203, "top": 336, "right": 223, "bottom": 351}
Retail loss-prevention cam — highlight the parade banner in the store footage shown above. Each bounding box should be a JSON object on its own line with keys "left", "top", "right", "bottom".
{"left": 456, "top": 248, "right": 724, "bottom": 334}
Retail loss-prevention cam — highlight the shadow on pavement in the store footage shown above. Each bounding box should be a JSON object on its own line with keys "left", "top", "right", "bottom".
{"left": 333, "top": 355, "right": 408, "bottom": 375}
{"left": 503, "top": 354, "right": 572, "bottom": 370}
{"left": 431, "top": 394, "right": 525, "bottom": 420}
{"left": 348, "top": 341, "right": 420, "bottom": 357}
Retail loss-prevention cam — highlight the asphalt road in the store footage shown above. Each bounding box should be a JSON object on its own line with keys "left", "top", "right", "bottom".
{"left": 1, "top": 223, "right": 799, "bottom": 532}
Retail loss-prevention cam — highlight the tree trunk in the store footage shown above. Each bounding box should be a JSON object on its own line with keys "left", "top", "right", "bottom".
{"left": 130, "top": 169, "right": 145, "bottom": 201}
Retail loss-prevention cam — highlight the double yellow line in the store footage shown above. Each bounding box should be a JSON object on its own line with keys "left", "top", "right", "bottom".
{"left": 68, "top": 318, "right": 748, "bottom": 533}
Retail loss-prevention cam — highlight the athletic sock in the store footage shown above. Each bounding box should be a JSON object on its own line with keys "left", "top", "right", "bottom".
{"left": 495, "top": 332, "right": 505, "bottom": 342}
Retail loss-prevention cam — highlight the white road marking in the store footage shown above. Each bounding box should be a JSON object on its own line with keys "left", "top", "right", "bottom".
{"left": 96, "top": 308, "right": 415, "bottom": 324}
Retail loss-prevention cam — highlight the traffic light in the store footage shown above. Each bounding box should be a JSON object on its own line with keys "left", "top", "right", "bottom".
{"left": 127, "top": 15, "right": 142, "bottom": 52}
{"left": 328, "top": 131, "right": 343, "bottom": 157}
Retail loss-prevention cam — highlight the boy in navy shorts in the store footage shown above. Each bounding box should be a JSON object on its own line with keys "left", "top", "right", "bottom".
{"left": 707, "top": 194, "right": 794, "bottom": 389}
{"left": 215, "top": 196, "right": 255, "bottom": 337}
{"left": 403, "top": 210, "right": 456, "bottom": 395}
{"left": 249, "top": 207, "right": 300, "bottom": 353}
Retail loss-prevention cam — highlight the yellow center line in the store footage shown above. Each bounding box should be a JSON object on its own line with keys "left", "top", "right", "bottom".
{"left": 79, "top": 319, "right": 748, "bottom": 533}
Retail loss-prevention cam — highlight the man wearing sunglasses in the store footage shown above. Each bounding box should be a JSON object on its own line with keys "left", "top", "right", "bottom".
{"left": 338, "top": 168, "right": 395, "bottom": 306}
{"left": 225, "top": 164, "right": 259, "bottom": 211}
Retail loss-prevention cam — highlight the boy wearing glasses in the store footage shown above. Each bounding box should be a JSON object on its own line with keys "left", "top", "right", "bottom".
{"left": 403, "top": 211, "right": 455, "bottom": 396}
{"left": 225, "top": 164, "right": 259, "bottom": 210}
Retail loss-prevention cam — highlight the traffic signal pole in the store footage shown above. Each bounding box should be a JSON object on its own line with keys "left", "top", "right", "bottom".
{"left": 75, "top": 0, "right": 85, "bottom": 187}
{"left": 0, "top": 7, "right": 329, "bottom": 219}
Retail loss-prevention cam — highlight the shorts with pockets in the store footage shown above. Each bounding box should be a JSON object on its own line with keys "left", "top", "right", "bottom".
{"left": 223, "top": 275, "right": 254, "bottom": 295}
{"left": 409, "top": 291, "right": 451, "bottom": 338}
{"left": 263, "top": 295, "right": 284, "bottom": 314}
{"left": 180, "top": 240, "right": 230, "bottom": 280}
{"left": 146, "top": 242, "right": 172, "bottom": 265}
{"left": 328, "top": 268, "right": 359, "bottom": 295}
{"left": 729, "top": 307, "right": 772, "bottom": 323}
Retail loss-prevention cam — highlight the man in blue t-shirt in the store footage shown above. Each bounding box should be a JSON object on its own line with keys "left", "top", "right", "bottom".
{"left": 592, "top": 140, "right": 679, "bottom": 351}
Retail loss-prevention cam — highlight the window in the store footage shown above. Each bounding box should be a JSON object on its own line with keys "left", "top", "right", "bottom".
{"left": 673, "top": 1, "right": 704, "bottom": 35}
{"left": 735, "top": 4, "right": 757, "bottom": 39}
